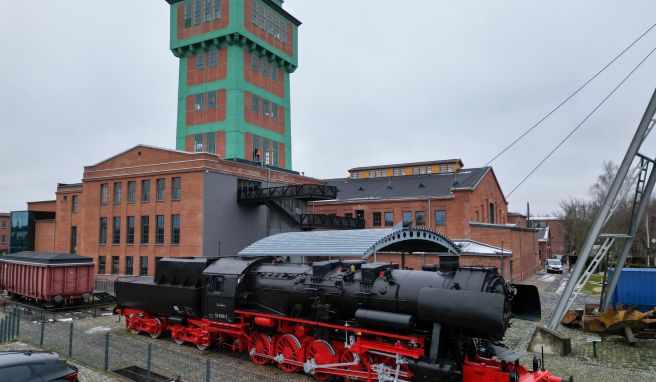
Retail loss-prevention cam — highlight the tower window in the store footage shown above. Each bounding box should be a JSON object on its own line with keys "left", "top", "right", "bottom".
{"left": 263, "top": 100, "right": 270, "bottom": 116}
{"left": 204, "top": 0, "right": 211, "bottom": 22}
{"left": 195, "top": 93, "right": 204, "bottom": 110}
{"left": 252, "top": 94, "right": 260, "bottom": 112}
{"left": 252, "top": 55, "right": 260, "bottom": 71}
{"left": 194, "top": 134, "right": 203, "bottom": 152}
{"left": 205, "top": 133, "right": 216, "bottom": 154}
{"left": 271, "top": 66, "right": 278, "bottom": 81}
{"left": 213, "top": 0, "right": 221, "bottom": 19}
{"left": 184, "top": 2, "right": 192, "bottom": 27}
{"left": 272, "top": 104, "right": 278, "bottom": 120}
{"left": 262, "top": 61, "right": 269, "bottom": 77}
{"left": 208, "top": 49, "right": 217, "bottom": 67}
{"left": 208, "top": 91, "right": 217, "bottom": 109}
{"left": 193, "top": 0, "right": 202, "bottom": 25}
{"left": 196, "top": 51, "right": 205, "bottom": 69}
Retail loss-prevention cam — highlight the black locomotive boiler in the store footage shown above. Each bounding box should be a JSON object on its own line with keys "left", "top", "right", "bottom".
{"left": 116, "top": 256, "right": 569, "bottom": 382}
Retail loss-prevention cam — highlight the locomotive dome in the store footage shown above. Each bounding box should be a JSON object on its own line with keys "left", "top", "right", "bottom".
{"left": 237, "top": 227, "right": 460, "bottom": 259}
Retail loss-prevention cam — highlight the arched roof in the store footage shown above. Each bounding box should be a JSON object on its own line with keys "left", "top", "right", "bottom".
{"left": 238, "top": 228, "right": 459, "bottom": 259}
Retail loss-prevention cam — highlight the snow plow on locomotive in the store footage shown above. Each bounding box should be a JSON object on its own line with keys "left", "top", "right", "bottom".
{"left": 116, "top": 254, "right": 571, "bottom": 382}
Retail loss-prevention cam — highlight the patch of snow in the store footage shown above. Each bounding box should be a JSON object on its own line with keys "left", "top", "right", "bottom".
{"left": 57, "top": 318, "right": 73, "bottom": 322}
{"left": 85, "top": 326, "right": 111, "bottom": 334}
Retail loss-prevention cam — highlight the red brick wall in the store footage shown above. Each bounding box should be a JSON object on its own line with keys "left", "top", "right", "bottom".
{"left": 54, "top": 186, "right": 83, "bottom": 254}
{"left": 176, "top": 0, "right": 230, "bottom": 40}
{"left": 244, "top": 91, "right": 285, "bottom": 134}
{"left": 27, "top": 200, "right": 56, "bottom": 212}
{"left": 244, "top": 51, "right": 284, "bottom": 97}
{"left": 185, "top": 89, "right": 226, "bottom": 126}
{"left": 187, "top": 48, "right": 227, "bottom": 86}
{"left": 34, "top": 220, "right": 55, "bottom": 252}
{"left": 0, "top": 215, "right": 11, "bottom": 254}
{"left": 244, "top": 133, "right": 253, "bottom": 161}
{"left": 244, "top": 0, "right": 293, "bottom": 57}
{"left": 469, "top": 226, "right": 538, "bottom": 282}
{"left": 548, "top": 220, "right": 568, "bottom": 254}
{"left": 278, "top": 142, "right": 285, "bottom": 169}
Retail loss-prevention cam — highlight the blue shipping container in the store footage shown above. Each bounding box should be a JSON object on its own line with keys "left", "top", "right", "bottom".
{"left": 609, "top": 268, "right": 656, "bottom": 312}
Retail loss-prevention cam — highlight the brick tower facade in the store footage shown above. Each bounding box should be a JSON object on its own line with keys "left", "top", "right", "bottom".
{"left": 165, "top": 0, "right": 299, "bottom": 169}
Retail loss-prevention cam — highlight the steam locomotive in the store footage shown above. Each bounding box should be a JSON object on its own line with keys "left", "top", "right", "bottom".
{"left": 116, "top": 256, "right": 570, "bottom": 382}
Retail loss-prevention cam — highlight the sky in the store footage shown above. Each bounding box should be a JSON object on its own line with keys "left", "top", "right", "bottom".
{"left": 1, "top": 0, "right": 655, "bottom": 215}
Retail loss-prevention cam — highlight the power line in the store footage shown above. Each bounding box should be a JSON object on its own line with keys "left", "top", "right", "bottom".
{"left": 505, "top": 44, "right": 656, "bottom": 199}
{"left": 484, "top": 21, "right": 656, "bottom": 167}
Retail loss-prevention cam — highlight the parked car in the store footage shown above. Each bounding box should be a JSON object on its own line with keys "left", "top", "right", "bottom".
{"left": 546, "top": 258, "right": 563, "bottom": 274}
{"left": 0, "top": 351, "right": 78, "bottom": 382}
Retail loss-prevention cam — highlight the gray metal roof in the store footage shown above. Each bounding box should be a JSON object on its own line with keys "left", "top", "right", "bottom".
{"left": 238, "top": 228, "right": 459, "bottom": 259}
{"left": 454, "top": 240, "right": 512, "bottom": 256}
{"left": 321, "top": 167, "right": 490, "bottom": 201}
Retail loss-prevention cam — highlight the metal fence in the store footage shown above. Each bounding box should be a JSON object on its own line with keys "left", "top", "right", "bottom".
{"left": 1, "top": 304, "right": 294, "bottom": 382}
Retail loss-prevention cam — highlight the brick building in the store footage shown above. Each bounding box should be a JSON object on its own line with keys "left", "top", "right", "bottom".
{"left": 166, "top": 0, "right": 300, "bottom": 170}
{"left": 311, "top": 160, "right": 540, "bottom": 282}
{"left": 0, "top": 213, "right": 9, "bottom": 254}
{"left": 528, "top": 216, "right": 568, "bottom": 267}
{"left": 22, "top": 144, "right": 348, "bottom": 276}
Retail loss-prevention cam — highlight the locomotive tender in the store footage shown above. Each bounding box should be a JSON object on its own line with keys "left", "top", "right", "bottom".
{"left": 116, "top": 254, "right": 570, "bottom": 382}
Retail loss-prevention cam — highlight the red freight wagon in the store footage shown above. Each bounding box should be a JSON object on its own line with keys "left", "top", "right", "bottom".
{"left": 0, "top": 251, "right": 95, "bottom": 305}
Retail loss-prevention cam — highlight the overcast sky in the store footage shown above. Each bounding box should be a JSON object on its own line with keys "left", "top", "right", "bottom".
{"left": 1, "top": 1, "right": 655, "bottom": 215}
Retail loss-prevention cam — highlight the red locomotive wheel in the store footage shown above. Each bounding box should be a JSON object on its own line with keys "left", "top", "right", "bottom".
{"left": 341, "top": 351, "right": 367, "bottom": 382}
{"left": 149, "top": 318, "right": 162, "bottom": 339}
{"left": 274, "top": 334, "right": 303, "bottom": 373}
{"left": 305, "top": 340, "right": 338, "bottom": 381}
{"left": 250, "top": 333, "right": 274, "bottom": 365}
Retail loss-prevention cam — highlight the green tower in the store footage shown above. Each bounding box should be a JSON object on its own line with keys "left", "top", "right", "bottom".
{"left": 165, "top": 0, "right": 299, "bottom": 169}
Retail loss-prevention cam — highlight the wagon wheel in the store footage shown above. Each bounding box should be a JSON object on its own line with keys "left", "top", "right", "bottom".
{"left": 274, "top": 334, "right": 303, "bottom": 373}
{"left": 341, "top": 351, "right": 367, "bottom": 382}
{"left": 149, "top": 318, "right": 162, "bottom": 339}
{"left": 196, "top": 343, "right": 209, "bottom": 351}
{"left": 250, "top": 333, "right": 274, "bottom": 365}
{"left": 130, "top": 329, "right": 141, "bottom": 335}
{"left": 305, "top": 340, "right": 338, "bottom": 381}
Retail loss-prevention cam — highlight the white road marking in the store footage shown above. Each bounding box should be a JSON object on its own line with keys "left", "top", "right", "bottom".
{"left": 555, "top": 276, "right": 569, "bottom": 295}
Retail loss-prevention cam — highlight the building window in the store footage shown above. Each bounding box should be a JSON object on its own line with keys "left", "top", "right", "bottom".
{"left": 369, "top": 170, "right": 375, "bottom": 178}
{"left": 205, "top": 133, "right": 216, "bottom": 154}
{"left": 435, "top": 210, "right": 446, "bottom": 227}
{"left": 382, "top": 170, "right": 387, "bottom": 177}
{"left": 252, "top": 55, "right": 259, "bottom": 71}
{"left": 412, "top": 168, "right": 419, "bottom": 175}
{"left": 71, "top": 195, "right": 79, "bottom": 213}
{"left": 401, "top": 169, "right": 406, "bottom": 176}
{"left": 141, "top": 180, "right": 151, "bottom": 202}
{"left": 111, "top": 256, "right": 119, "bottom": 275}
{"left": 489, "top": 203, "right": 495, "bottom": 224}
{"left": 393, "top": 169, "right": 400, "bottom": 176}
{"left": 156, "top": 179, "right": 165, "bottom": 201}
{"left": 98, "top": 256, "right": 106, "bottom": 274}
{"left": 139, "top": 256, "right": 148, "bottom": 276}
{"left": 448, "top": 165, "right": 454, "bottom": 172}
{"left": 208, "top": 48, "right": 218, "bottom": 67}
{"left": 372, "top": 212, "right": 382, "bottom": 226}
{"left": 194, "top": 133, "right": 203, "bottom": 152}
{"left": 172, "top": 177, "right": 181, "bottom": 200}
{"left": 112, "top": 217, "right": 121, "bottom": 245}
{"left": 141, "top": 216, "right": 149, "bottom": 244}
{"left": 156, "top": 215, "right": 165, "bottom": 244}
{"left": 415, "top": 211, "right": 426, "bottom": 226}
{"left": 208, "top": 91, "right": 217, "bottom": 109}
{"left": 100, "top": 183, "right": 108, "bottom": 204}
{"left": 419, "top": 167, "right": 426, "bottom": 175}
{"left": 184, "top": 1, "right": 192, "bottom": 27}
{"left": 252, "top": 93, "right": 260, "bottom": 112}
{"left": 171, "top": 214, "right": 180, "bottom": 245}
{"left": 126, "top": 216, "right": 135, "bottom": 244}
{"left": 113, "top": 182, "right": 122, "bottom": 204}
{"left": 125, "top": 256, "right": 133, "bottom": 276}
{"left": 195, "top": 93, "right": 204, "bottom": 110}
{"left": 203, "top": 0, "right": 211, "bottom": 22}
{"left": 213, "top": 0, "right": 221, "bottom": 19}
{"left": 384, "top": 212, "right": 394, "bottom": 226}
{"left": 272, "top": 65, "right": 278, "bottom": 81}
{"left": 1, "top": 235, "right": 5, "bottom": 243}
{"left": 193, "top": 0, "right": 201, "bottom": 25}
{"left": 403, "top": 211, "right": 412, "bottom": 225}
{"left": 427, "top": 167, "right": 433, "bottom": 174}
{"left": 262, "top": 61, "right": 269, "bottom": 77}
{"left": 127, "top": 181, "right": 136, "bottom": 203}
{"left": 196, "top": 51, "right": 205, "bottom": 70}
{"left": 99, "top": 217, "right": 107, "bottom": 245}
{"left": 1, "top": 221, "right": 5, "bottom": 228}
{"left": 440, "top": 165, "right": 447, "bottom": 172}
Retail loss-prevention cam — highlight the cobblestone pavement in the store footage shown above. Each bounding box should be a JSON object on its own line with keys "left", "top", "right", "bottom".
{"left": 503, "top": 271, "right": 656, "bottom": 382}
{"left": 0, "top": 341, "right": 120, "bottom": 382}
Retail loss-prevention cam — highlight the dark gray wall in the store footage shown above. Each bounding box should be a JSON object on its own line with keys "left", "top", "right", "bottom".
{"left": 202, "top": 172, "right": 301, "bottom": 257}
